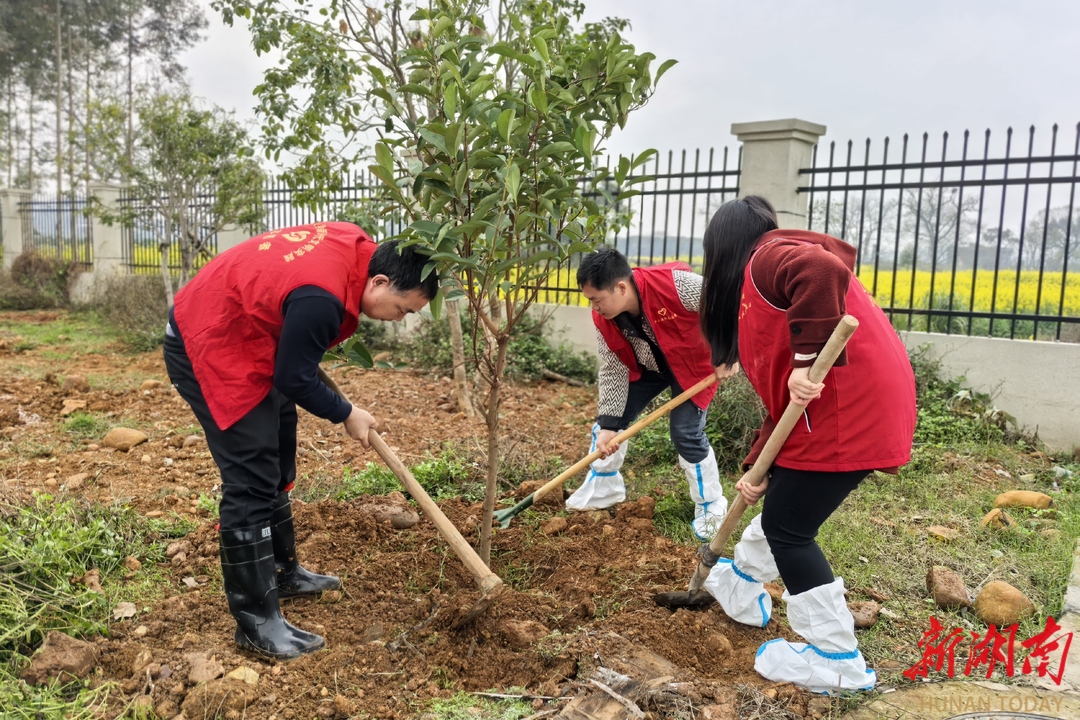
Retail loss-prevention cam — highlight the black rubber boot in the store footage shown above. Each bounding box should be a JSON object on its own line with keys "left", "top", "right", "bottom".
{"left": 219, "top": 525, "right": 325, "bottom": 660}
{"left": 271, "top": 491, "right": 341, "bottom": 597}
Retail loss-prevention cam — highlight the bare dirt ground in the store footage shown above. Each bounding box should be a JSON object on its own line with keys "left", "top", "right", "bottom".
{"left": 0, "top": 311, "right": 817, "bottom": 720}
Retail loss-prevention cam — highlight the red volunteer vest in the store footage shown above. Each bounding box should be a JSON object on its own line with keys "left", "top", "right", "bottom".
{"left": 738, "top": 239, "right": 916, "bottom": 472}
{"left": 173, "top": 222, "right": 376, "bottom": 430}
{"left": 594, "top": 263, "right": 717, "bottom": 410}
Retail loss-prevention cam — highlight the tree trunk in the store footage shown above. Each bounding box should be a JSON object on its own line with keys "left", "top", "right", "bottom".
{"left": 84, "top": 33, "right": 90, "bottom": 192}
{"left": 55, "top": 0, "right": 63, "bottom": 242}
{"left": 126, "top": 9, "right": 133, "bottom": 173}
{"left": 478, "top": 332, "right": 509, "bottom": 565}
{"left": 6, "top": 76, "right": 12, "bottom": 186}
{"left": 28, "top": 82, "right": 35, "bottom": 189}
{"left": 446, "top": 299, "right": 474, "bottom": 417}
{"left": 160, "top": 238, "right": 175, "bottom": 307}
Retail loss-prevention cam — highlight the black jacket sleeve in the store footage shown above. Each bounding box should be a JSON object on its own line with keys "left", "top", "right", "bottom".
{"left": 273, "top": 286, "right": 353, "bottom": 423}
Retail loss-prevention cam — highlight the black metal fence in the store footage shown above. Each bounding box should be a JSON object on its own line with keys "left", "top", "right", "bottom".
{"left": 119, "top": 188, "right": 220, "bottom": 275}
{"left": 15, "top": 124, "right": 1078, "bottom": 341}
{"left": 262, "top": 171, "right": 405, "bottom": 235}
{"left": 801, "top": 124, "right": 1080, "bottom": 341}
{"left": 18, "top": 194, "right": 93, "bottom": 268}
{"left": 539, "top": 147, "right": 742, "bottom": 304}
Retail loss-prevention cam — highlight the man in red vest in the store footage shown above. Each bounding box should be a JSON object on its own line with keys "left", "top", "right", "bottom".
{"left": 163, "top": 222, "right": 437, "bottom": 660}
{"left": 568, "top": 246, "right": 732, "bottom": 540}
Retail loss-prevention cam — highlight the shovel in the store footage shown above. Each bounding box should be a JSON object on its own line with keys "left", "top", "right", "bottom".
{"left": 317, "top": 366, "right": 506, "bottom": 627}
{"left": 493, "top": 374, "right": 719, "bottom": 528}
{"left": 653, "top": 315, "right": 859, "bottom": 609}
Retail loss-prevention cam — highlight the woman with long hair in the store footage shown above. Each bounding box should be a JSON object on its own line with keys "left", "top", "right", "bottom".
{"left": 698, "top": 196, "right": 916, "bottom": 693}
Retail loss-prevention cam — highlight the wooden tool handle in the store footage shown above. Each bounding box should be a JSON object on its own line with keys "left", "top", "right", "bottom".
{"left": 532, "top": 374, "right": 718, "bottom": 503}
{"left": 317, "top": 367, "right": 500, "bottom": 591}
{"left": 688, "top": 315, "right": 859, "bottom": 592}
{"left": 367, "top": 432, "right": 500, "bottom": 591}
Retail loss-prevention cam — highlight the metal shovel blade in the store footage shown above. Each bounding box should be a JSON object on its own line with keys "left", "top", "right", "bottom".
{"left": 451, "top": 581, "right": 508, "bottom": 629}
{"left": 652, "top": 589, "right": 716, "bottom": 609}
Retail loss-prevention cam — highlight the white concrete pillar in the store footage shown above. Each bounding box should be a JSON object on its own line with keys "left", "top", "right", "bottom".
{"left": 88, "top": 182, "right": 126, "bottom": 279}
{"left": 215, "top": 224, "right": 250, "bottom": 254}
{"left": 0, "top": 188, "right": 32, "bottom": 271}
{"left": 731, "top": 119, "right": 827, "bottom": 227}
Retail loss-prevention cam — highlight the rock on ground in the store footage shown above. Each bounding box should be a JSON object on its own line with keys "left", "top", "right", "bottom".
{"left": 183, "top": 651, "right": 225, "bottom": 684}
{"left": 103, "top": 427, "right": 149, "bottom": 452}
{"left": 501, "top": 619, "right": 550, "bottom": 648}
{"left": 981, "top": 507, "right": 1016, "bottom": 529}
{"left": 847, "top": 601, "right": 881, "bottom": 628}
{"left": 181, "top": 678, "right": 254, "bottom": 718}
{"left": 542, "top": 517, "right": 569, "bottom": 535}
{"left": 926, "top": 566, "right": 971, "bottom": 609}
{"left": 994, "top": 490, "right": 1053, "bottom": 510}
{"left": 975, "top": 580, "right": 1036, "bottom": 626}
{"left": 18, "top": 631, "right": 98, "bottom": 685}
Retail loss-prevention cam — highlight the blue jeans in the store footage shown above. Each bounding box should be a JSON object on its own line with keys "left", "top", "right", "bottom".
{"left": 609, "top": 371, "right": 710, "bottom": 463}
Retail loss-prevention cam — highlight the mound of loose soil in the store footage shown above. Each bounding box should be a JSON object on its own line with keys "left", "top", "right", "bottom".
{"left": 88, "top": 499, "right": 805, "bottom": 719}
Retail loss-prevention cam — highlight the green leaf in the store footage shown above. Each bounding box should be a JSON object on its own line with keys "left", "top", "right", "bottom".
{"left": 418, "top": 128, "right": 450, "bottom": 156}
{"left": 472, "top": 190, "right": 502, "bottom": 218}
{"left": 375, "top": 143, "right": 394, "bottom": 173}
{"left": 505, "top": 162, "right": 521, "bottom": 201}
{"left": 497, "top": 108, "right": 516, "bottom": 141}
{"left": 524, "top": 250, "right": 558, "bottom": 265}
{"left": 615, "top": 155, "right": 631, "bottom": 184}
{"left": 528, "top": 84, "right": 548, "bottom": 115}
{"left": 431, "top": 16, "right": 454, "bottom": 38}
{"left": 443, "top": 83, "right": 458, "bottom": 117}
{"left": 537, "top": 141, "right": 576, "bottom": 158}
{"left": 368, "top": 164, "right": 398, "bottom": 189}
{"left": 399, "top": 83, "right": 433, "bottom": 98}
{"left": 409, "top": 220, "right": 443, "bottom": 237}
{"left": 428, "top": 284, "right": 444, "bottom": 320}
{"left": 342, "top": 337, "right": 374, "bottom": 369}
{"left": 656, "top": 58, "right": 678, "bottom": 83}
{"left": 631, "top": 148, "right": 658, "bottom": 170}
{"left": 532, "top": 36, "right": 550, "bottom": 63}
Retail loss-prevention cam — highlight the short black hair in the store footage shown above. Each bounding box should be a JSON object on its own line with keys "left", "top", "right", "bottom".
{"left": 369, "top": 239, "right": 439, "bottom": 300}
{"left": 576, "top": 245, "right": 632, "bottom": 291}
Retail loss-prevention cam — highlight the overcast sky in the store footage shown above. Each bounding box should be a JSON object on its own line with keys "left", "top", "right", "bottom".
{"left": 182, "top": 0, "right": 1080, "bottom": 162}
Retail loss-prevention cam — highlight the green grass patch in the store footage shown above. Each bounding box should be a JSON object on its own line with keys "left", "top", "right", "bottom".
{"left": 61, "top": 412, "right": 111, "bottom": 441}
{"left": 651, "top": 488, "right": 699, "bottom": 545}
{"left": 0, "top": 667, "right": 110, "bottom": 720}
{"left": 301, "top": 447, "right": 487, "bottom": 504}
{"left": 0, "top": 311, "right": 124, "bottom": 356}
{"left": 0, "top": 496, "right": 182, "bottom": 718}
{"left": 423, "top": 690, "right": 533, "bottom": 720}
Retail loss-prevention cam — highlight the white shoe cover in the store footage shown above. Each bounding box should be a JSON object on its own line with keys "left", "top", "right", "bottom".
{"left": 566, "top": 424, "right": 628, "bottom": 511}
{"left": 754, "top": 578, "right": 876, "bottom": 694}
{"left": 704, "top": 559, "right": 772, "bottom": 627}
{"left": 703, "top": 515, "right": 779, "bottom": 627}
{"left": 680, "top": 448, "right": 728, "bottom": 540}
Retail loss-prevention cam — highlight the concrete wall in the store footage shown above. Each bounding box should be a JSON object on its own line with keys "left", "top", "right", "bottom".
{"left": 533, "top": 303, "right": 1080, "bottom": 452}
{"left": 900, "top": 331, "right": 1080, "bottom": 451}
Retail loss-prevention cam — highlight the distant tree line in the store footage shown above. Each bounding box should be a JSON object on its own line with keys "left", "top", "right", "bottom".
{"left": 0, "top": 0, "right": 206, "bottom": 193}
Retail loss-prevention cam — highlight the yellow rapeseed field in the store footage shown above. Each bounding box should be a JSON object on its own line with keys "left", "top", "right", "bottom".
{"left": 855, "top": 267, "right": 1080, "bottom": 317}
{"left": 533, "top": 265, "right": 1080, "bottom": 334}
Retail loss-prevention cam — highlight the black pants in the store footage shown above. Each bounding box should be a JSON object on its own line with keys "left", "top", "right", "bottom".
{"left": 759, "top": 465, "right": 870, "bottom": 595}
{"left": 163, "top": 333, "right": 297, "bottom": 530}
